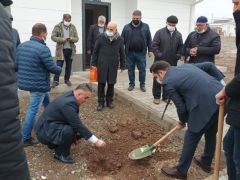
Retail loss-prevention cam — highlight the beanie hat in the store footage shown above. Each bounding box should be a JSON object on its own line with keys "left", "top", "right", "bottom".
{"left": 0, "top": 0, "right": 13, "bottom": 6}
{"left": 196, "top": 16, "right": 208, "bottom": 23}
{"left": 167, "top": 15, "right": 178, "bottom": 24}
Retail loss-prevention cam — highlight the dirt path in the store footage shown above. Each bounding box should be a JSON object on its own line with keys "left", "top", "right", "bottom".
{"left": 20, "top": 94, "right": 221, "bottom": 180}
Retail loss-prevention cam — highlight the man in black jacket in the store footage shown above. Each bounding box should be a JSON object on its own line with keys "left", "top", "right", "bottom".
{"left": 183, "top": 16, "right": 221, "bottom": 64}
{"left": 35, "top": 84, "right": 106, "bottom": 164}
{"left": 215, "top": 1, "right": 240, "bottom": 179}
{"left": 0, "top": 1, "right": 30, "bottom": 179}
{"left": 121, "top": 10, "right": 153, "bottom": 92}
{"left": 87, "top": 15, "right": 106, "bottom": 55}
{"left": 151, "top": 15, "right": 183, "bottom": 104}
{"left": 91, "top": 21, "right": 125, "bottom": 111}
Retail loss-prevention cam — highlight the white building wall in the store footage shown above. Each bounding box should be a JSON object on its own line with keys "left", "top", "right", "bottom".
{"left": 11, "top": 0, "right": 71, "bottom": 55}
{"left": 11, "top": 0, "right": 195, "bottom": 56}
{"left": 137, "top": 0, "right": 193, "bottom": 40}
{"left": 71, "top": 0, "right": 82, "bottom": 54}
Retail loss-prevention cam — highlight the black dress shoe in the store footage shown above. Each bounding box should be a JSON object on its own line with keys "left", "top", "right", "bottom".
{"left": 65, "top": 81, "right": 72, "bottom": 87}
{"left": 54, "top": 154, "right": 75, "bottom": 164}
{"left": 161, "top": 167, "right": 187, "bottom": 180}
{"left": 128, "top": 85, "right": 134, "bottom": 91}
{"left": 51, "top": 81, "right": 59, "bottom": 88}
{"left": 193, "top": 156, "right": 212, "bottom": 173}
{"left": 23, "top": 137, "right": 39, "bottom": 147}
{"left": 140, "top": 86, "right": 146, "bottom": 92}
{"left": 97, "top": 103, "right": 104, "bottom": 111}
{"left": 107, "top": 102, "right": 114, "bottom": 109}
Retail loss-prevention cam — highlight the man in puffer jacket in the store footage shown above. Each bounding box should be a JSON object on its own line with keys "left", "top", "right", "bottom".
{"left": 0, "top": 0, "right": 30, "bottom": 179}
{"left": 16, "top": 23, "right": 61, "bottom": 147}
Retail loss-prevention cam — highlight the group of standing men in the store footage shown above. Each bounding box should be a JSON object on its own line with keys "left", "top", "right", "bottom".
{"left": 87, "top": 10, "right": 221, "bottom": 110}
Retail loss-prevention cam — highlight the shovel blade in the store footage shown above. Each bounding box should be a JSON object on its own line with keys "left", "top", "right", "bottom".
{"left": 129, "top": 144, "right": 155, "bottom": 160}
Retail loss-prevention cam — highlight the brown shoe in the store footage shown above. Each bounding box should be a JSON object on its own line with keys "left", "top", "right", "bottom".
{"left": 193, "top": 156, "right": 212, "bottom": 173}
{"left": 161, "top": 167, "right": 187, "bottom": 180}
{"left": 153, "top": 99, "right": 160, "bottom": 104}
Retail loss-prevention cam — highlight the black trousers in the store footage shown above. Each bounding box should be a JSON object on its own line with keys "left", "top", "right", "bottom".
{"left": 152, "top": 77, "right": 168, "bottom": 100}
{"left": 98, "top": 83, "right": 114, "bottom": 104}
{"left": 53, "top": 49, "right": 73, "bottom": 82}
{"left": 177, "top": 110, "right": 219, "bottom": 174}
{"left": 37, "top": 125, "right": 74, "bottom": 156}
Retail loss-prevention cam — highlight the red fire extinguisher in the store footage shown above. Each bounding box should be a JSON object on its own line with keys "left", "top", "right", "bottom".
{"left": 89, "top": 66, "right": 98, "bottom": 82}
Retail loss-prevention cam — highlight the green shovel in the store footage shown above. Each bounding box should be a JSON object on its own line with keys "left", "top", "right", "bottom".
{"left": 129, "top": 126, "right": 178, "bottom": 160}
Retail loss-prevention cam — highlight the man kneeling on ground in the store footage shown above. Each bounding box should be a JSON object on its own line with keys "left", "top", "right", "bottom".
{"left": 35, "top": 84, "right": 106, "bottom": 164}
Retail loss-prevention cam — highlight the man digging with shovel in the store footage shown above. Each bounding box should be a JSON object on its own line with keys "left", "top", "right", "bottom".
{"left": 150, "top": 61, "right": 224, "bottom": 179}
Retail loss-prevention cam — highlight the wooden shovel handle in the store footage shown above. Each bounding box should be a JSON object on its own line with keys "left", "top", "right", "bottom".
{"left": 213, "top": 105, "right": 225, "bottom": 180}
{"left": 153, "top": 126, "right": 178, "bottom": 147}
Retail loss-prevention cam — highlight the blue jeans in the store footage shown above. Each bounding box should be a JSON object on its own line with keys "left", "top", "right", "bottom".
{"left": 223, "top": 126, "right": 240, "bottom": 180}
{"left": 127, "top": 51, "right": 146, "bottom": 87}
{"left": 21, "top": 92, "right": 50, "bottom": 140}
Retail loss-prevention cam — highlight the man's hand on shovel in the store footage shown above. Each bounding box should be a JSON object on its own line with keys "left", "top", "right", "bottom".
{"left": 157, "top": 123, "right": 184, "bottom": 152}
{"left": 176, "top": 122, "right": 186, "bottom": 130}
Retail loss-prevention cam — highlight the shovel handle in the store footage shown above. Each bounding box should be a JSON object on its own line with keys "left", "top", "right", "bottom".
{"left": 153, "top": 126, "right": 178, "bottom": 147}
{"left": 213, "top": 104, "right": 225, "bottom": 180}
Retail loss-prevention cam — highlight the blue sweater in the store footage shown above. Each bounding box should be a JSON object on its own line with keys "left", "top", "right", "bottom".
{"left": 16, "top": 36, "right": 61, "bottom": 92}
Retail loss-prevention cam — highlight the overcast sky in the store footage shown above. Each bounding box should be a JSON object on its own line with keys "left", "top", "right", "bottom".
{"left": 195, "top": 0, "right": 233, "bottom": 20}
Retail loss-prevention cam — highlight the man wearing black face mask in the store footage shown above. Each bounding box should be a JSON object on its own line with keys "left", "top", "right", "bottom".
{"left": 121, "top": 10, "right": 153, "bottom": 92}
{"left": 151, "top": 15, "right": 183, "bottom": 104}
{"left": 0, "top": 0, "right": 30, "bottom": 179}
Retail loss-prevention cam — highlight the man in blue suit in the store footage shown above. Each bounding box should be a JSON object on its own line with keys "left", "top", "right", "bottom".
{"left": 150, "top": 61, "right": 224, "bottom": 179}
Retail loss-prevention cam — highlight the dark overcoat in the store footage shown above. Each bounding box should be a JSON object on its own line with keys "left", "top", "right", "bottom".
{"left": 87, "top": 24, "right": 106, "bottom": 52}
{"left": 151, "top": 27, "right": 183, "bottom": 66}
{"left": 35, "top": 91, "right": 93, "bottom": 145}
{"left": 91, "top": 33, "right": 125, "bottom": 84}
{"left": 163, "top": 62, "right": 224, "bottom": 133}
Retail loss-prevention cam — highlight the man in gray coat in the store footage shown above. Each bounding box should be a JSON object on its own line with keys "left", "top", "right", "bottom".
{"left": 150, "top": 61, "right": 224, "bottom": 179}
{"left": 91, "top": 21, "right": 125, "bottom": 111}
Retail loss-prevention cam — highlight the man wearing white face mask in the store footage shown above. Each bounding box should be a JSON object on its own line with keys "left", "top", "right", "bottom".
{"left": 87, "top": 15, "right": 106, "bottom": 55}
{"left": 151, "top": 15, "right": 183, "bottom": 104}
{"left": 183, "top": 16, "right": 221, "bottom": 64}
{"left": 150, "top": 61, "right": 225, "bottom": 179}
{"left": 51, "top": 14, "right": 79, "bottom": 88}
{"left": 91, "top": 21, "right": 126, "bottom": 111}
